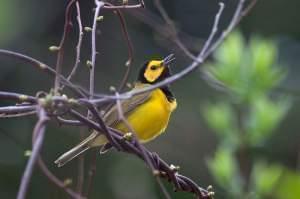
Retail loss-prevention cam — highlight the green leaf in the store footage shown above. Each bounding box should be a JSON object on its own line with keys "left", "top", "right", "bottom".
{"left": 247, "top": 96, "right": 290, "bottom": 145}
{"left": 204, "top": 31, "right": 286, "bottom": 102}
{"left": 215, "top": 31, "right": 245, "bottom": 67}
{"left": 251, "top": 161, "right": 283, "bottom": 196}
{"left": 207, "top": 148, "right": 242, "bottom": 195}
{"left": 276, "top": 170, "right": 300, "bottom": 199}
{"left": 203, "top": 102, "right": 235, "bottom": 133}
{"left": 202, "top": 102, "right": 239, "bottom": 146}
{"left": 250, "top": 37, "right": 277, "bottom": 76}
{"left": 249, "top": 37, "right": 285, "bottom": 96}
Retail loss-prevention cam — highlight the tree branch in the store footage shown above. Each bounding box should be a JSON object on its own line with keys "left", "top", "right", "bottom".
{"left": 54, "top": 0, "right": 76, "bottom": 93}
{"left": 65, "top": 1, "right": 84, "bottom": 84}
{"left": 17, "top": 107, "right": 49, "bottom": 199}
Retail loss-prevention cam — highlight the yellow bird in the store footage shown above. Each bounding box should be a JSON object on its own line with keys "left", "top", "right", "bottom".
{"left": 55, "top": 54, "right": 177, "bottom": 167}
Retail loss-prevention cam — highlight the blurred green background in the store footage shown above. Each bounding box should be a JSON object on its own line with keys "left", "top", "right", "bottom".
{"left": 1, "top": 0, "right": 300, "bottom": 198}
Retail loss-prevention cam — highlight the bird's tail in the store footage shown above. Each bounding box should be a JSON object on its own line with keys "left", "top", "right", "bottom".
{"left": 54, "top": 132, "right": 98, "bottom": 167}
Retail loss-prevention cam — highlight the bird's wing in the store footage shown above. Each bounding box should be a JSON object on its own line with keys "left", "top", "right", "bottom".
{"left": 103, "top": 91, "right": 151, "bottom": 127}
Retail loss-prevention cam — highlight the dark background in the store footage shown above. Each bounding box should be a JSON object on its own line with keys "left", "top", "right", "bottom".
{"left": 0, "top": 0, "right": 300, "bottom": 198}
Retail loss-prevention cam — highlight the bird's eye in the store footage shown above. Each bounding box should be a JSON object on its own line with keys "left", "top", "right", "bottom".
{"left": 150, "top": 65, "right": 156, "bottom": 70}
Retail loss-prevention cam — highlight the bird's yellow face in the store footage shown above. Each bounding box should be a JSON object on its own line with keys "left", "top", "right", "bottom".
{"left": 144, "top": 60, "right": 166, "bottom": 83}
{"left": 138, "top": 54, "right": 175, "bottom": 84}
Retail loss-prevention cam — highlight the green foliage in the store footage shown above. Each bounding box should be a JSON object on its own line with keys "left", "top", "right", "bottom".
{"left": 202, "top": 31, "right": 292, "bottom": 198}
{"left": 207, "top": 148, "right": 243, "bottom": 197}
{"left": 208, "top": 148, "right": 236, "bottom": 187}
{"left": 246, "top": 96, "right": 290, "bottom": 145}
{"left": 276, "top": 170, "right": 300, "bottom": 199}
{"left": 206, "top": 32, "right": 285, "bottom": 102}
{"left": 250, "top": 162, "right": 283, "bottom": 197}
{"left": 203, "top": 102, "right": 239, "bottom": 146}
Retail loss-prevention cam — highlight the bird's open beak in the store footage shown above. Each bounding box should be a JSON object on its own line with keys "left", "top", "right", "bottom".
{"left": 163, "top": 54, "right": 175, "bottom": 66}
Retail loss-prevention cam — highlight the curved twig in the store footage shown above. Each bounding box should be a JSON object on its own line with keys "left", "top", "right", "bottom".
{"left": 38, "top": 157, "right": 83, "bottom": 199}
{"left": 66, "top": 1, "right": 84, "bottom": 84}
{"left": 54, "top": 0, "right": 76, "bottom": 93}
{"left": 0, "top": 49, "right": 87, "bottom": 98}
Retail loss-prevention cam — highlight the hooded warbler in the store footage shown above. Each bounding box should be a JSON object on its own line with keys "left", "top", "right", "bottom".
{"left": 55, "top": 54, "right": 177, "bottom": 167}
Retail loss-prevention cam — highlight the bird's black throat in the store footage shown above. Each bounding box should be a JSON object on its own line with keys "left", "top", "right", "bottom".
{"left": 160, "top": 86, "right": 176, "bottom": 102}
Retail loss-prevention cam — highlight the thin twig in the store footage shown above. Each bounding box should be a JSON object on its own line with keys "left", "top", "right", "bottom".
{"left": 86, "top": 1, "right": 105, "bottom": 196}
{"left": 66, "top": 1, "right": 84, "bottom": 84}
{"left": 113, "top": 8, "right": 134, "bottom": 91}
{"left": 199, "top": 2, "right": 225, "bottom": 57}
{"left": 54, "top": 0, "right": 76, "bottom": 93}
{"left": 97, "top": 3, "right": 136, "bottom": 134}
{"left": 0, "top": 91, "right": 37, "bottom": 103}
{"left": 17, "top": 107, "right": 48, "bottom": 199}
{"left": 80, "top": 100, "right": 122, "bottom": 149}
{"left": 0, "top": 105, "right": 36, "bottom": 114}
{"left": 38, "top": 157, "right": 83, "bottom": 199}
{"left": 154, "top": 0, "right": 196, "bottom": 60}
{"left": 0, "top": 111, "right": 36, "bottom": 118}
{"left": 103, "top": 2, "right": 144, "bottom": 10}
{"left": 240, "top": 0, "right": 257, "bottom": 22}
{"left": 56, "top": 117, "right": 83, "bottom": 126}
{"left": 0, "top": 49, "right": 87, "bottom": 98}
{"left": 62, "top": 6, "right": 86, "bottom": 191}
{"left": 204, "top": 0, "right": 246, "bottom": 58}
{"left": 128, "top": 8, "right": 201, "bottom": 55}
{"left": 84, "top": 150, "right": 97, "bottom": 198}
{"left": 89, "top": 0, "right": 105, "bottom": 102}
{"left": 76, "top": 128, "right": 85, "bottom": 196}
{"left": 0, "top": 105, "right": 36, "bottom": 118}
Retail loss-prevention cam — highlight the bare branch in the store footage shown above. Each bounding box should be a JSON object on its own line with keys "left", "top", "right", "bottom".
{"left": 204, "top": 0, "right": 246, "bottom": 57}
{"left": 17, "top": 107, "right": 48, "bottom": 199}
{"left": 199, "top": 2, "right": 225, "bottom": 57}
{"left": 0, "top": 105, "right": 36, "bottom": 114}
{"left": 103, "top": 0, "right": 145, "bottom": 9}
{"left": 79, "top": 100, "right": 122, "bottom": 150}
{"left": 83, "top": 150, "right": 97, "bottom": 198}
{"left": 127, "top": 8, "right": 202, "bottom": 56}
{"left": 89, "top": 0, "right": 105, "bottom": 102}
{"left": 0, "top": 105, "right": 37, "bottom": 118}
{"left": 0, "top": 111, "right": 36, "bottom": 118}
{"left": 76, "top": 129, "right": 85, "bottom": 196}
{"left": 154, "top": 0, "right": 196, "bottom": 60}
{"left": 66, "top": 1, "right": 84, "bottom": 83}
{"left": 114, "top": 9, "right": 134, "bottom": 92}
{"left": 38, "top": 157, "right": 83, "bottom": 199}
{"left": 0, "top": 49, "right": 87, "bottom": 98}
{"left": 0, "top": 91, "right": 37, "bottom": 103}
{"left": 54, "top": 0, "right": 76, "bottom": 93}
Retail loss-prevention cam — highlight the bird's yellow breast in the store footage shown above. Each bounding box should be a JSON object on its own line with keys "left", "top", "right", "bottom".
{"left": 115, "top": 88, "right": 177, "bottom": 142}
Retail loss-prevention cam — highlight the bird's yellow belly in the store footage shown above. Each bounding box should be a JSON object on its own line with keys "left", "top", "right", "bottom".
{"left": 90, "top": 89, "right": 176, "bottom": 147}
{"left": 115, "top": 90, "right": 173, "bottom": 142}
